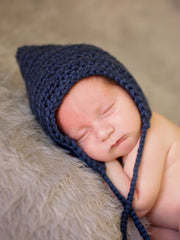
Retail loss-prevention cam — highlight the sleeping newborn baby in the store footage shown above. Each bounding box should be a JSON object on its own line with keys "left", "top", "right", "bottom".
{"left": 16, "top": 44, "right": 180, "bottom": 240}
{"left": 56, "top": 75, "right": 180, "bottom": 240}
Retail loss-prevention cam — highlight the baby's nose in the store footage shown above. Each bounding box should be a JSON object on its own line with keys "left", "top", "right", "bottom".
{"left": 96, "top": 125, "right": 114, "bottom": 141}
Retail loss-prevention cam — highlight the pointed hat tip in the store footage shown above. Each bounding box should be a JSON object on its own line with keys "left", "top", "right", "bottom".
{"left": 16, "top": 45, "right": 37, "bottom": 63}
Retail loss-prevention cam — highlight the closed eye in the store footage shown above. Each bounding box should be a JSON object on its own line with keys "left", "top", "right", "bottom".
{"left": 76, "top": 129, "right": 89, "bottom": 143}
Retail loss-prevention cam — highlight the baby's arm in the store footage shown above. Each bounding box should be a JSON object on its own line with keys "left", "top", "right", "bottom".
{"left": 105, "top": 160, "right": 143, "bottom": 213}
{"left": 105, "top": 160, "right": 135, "bottom": 200}
{"left": 106, "top": 113, "right": 168, "bottom": 218}
{"left": 132, "top": 113, "right": 168, "bottom": 216}
{"left": 105, "top": 145, "right": 165, "bottom": 218}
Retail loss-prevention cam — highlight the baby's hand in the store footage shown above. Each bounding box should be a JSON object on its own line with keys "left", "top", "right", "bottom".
{"left": 105, "top": 160, "right": 146, "bottom": 217}
{"left": 105, "top": 160, "right": 131, "bottom": 200}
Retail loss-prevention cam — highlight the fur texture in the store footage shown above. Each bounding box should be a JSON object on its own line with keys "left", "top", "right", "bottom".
{"left": 0, "top": 79, "right": 149, "bottom": 239}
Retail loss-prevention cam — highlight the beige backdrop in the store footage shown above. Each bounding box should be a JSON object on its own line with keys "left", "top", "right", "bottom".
{"left": 1, "top": 0, "right": 180, "bottom": 125}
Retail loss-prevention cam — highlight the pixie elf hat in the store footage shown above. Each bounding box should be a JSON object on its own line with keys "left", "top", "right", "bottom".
{"left": 16, "top": 44, "right": 151, "bottom": 240}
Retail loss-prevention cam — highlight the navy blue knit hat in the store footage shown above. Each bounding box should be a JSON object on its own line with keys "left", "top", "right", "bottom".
{"left": 16, "top": 44, "right": 151, "bottom": 240}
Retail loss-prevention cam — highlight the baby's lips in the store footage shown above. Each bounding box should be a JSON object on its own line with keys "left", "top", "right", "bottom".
{"left": 111, "top": 135, "right": 126, "bottom": 149}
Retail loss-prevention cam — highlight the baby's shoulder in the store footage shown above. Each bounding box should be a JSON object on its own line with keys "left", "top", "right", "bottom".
{"left": 147, "top": 112, "right": 180, "bottom": 167}
{"left": 149, "top": 112, "right": 180, "bottom": 143}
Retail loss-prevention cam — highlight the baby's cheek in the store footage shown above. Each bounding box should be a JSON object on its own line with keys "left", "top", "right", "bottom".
{"left": 82, "top": 142, "right": 95, "bottom": 158}
{"left": 80, "top": 141, "right": 99, "bottom": 160}
{"left": 78, "top": 138, "right": 110, "bottom": 162}
{"left": 77, "top": 141, "right": 92, "bottom": 157}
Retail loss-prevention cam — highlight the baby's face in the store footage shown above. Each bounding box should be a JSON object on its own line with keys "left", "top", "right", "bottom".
{"left": 56, "top": 76, "right": 141, "bottom": 162}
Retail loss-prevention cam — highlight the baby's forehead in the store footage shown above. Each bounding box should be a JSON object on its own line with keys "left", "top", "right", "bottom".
{"left": 67, "top": 75, "right": 118, "bottom": 95}
{"left": 59, "top": 75, "right": 124, "bottom": 113}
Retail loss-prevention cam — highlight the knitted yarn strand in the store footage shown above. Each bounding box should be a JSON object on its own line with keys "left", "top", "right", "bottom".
{"left": 120, "top": 126, "right": 150, "bottom": 240}
{"left": 103, "top": 170, "right": 150, "bottom": 240}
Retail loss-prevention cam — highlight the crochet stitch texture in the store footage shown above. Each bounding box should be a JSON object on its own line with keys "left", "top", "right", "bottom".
{"left": 16, "top": 44, "right": 151, "bottom": 240}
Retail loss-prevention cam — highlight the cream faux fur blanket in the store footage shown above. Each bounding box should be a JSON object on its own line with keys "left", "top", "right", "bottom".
{"left": 0, "top": 80, "right": 149, "bottom": 239}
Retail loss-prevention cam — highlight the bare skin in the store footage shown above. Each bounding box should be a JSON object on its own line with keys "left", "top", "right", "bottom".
{"left": 56, "top": 76, "right": 180, "bottom": 239}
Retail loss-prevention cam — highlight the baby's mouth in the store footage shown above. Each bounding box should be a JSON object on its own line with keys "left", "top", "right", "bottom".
{"left": 111, "top": 136, "right": 126, "bottom": 149}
